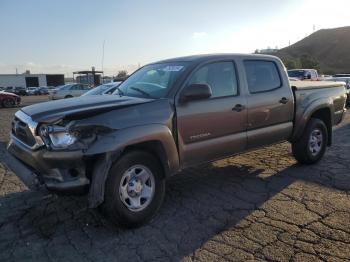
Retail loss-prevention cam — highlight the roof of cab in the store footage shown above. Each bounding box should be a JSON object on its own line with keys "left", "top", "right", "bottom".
{"left": 154, "top": 53, "right": 280, "bottom": 64}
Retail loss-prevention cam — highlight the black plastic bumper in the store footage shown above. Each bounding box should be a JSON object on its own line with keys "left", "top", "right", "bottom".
{"left": 7, "top": 135, "right": 89, "bottom": 193}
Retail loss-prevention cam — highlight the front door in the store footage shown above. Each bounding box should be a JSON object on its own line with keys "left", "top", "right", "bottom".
{"left": 176, "top": 61, "right": 247, "bottom": 167}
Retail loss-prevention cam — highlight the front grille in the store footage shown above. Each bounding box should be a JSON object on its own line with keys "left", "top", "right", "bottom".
{"left": 12, "top": 117, "right": 37, "bottom": 147}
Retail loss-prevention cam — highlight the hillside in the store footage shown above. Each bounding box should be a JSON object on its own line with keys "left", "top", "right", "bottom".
{"left": 275, "top": 26, "right": 350, "bottom": 74}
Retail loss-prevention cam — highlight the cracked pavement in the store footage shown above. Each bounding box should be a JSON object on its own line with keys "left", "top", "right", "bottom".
{"left": 0, "top": 96, "right": 349, "bottom": 261}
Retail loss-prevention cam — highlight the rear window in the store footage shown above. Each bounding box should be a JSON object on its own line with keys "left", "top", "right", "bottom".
{"left": 244, "top": 60, "right": 281, "bottom": 93}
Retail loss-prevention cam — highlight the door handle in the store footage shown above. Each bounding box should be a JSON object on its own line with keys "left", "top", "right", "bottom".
{"left": 279, "top": 97, "right": 289, "bottom": 104}
{"left": 232, "top": 104, "right": 245, "bottom": 112}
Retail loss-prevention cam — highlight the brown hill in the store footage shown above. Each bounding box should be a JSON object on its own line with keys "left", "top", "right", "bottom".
{"left": 275, "top": 26, "right": 350, "bottom": 74}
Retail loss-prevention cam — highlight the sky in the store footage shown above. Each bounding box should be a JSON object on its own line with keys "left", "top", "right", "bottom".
{"left": 0, "top": 0, "right": 349, "bottom": 76}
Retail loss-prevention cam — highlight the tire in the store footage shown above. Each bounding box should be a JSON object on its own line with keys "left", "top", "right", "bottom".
{"left": 292, "top": 118, "right": 328, "bottom": 164}
{"left": 101, "top": 150, "right": 166, "bottom": 228}
{"left": 65, "top": 95, "right": 73, "bottom": 98}
{"left": 2, "top": 98, "right": 15, "bottom": 108}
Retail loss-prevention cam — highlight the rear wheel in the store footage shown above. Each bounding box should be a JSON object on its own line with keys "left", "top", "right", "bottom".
{"left": 2, "top": 98, "right": 15, "bottom": 108}
{"left": 101, "top": 151, "right": 166, "bottom": 228}
{"left": 292, "top": 118, "right": 328, "bottom": 164}
{"left": 64, "top": 95, "right": 73, "bottom": 98}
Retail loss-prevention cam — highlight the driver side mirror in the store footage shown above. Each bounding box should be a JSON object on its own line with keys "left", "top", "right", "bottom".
{"left": 180, "top": 83, "right": 212, "bottom": 102}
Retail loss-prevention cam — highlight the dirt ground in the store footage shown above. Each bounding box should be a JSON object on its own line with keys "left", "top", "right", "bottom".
{"left": 0, "top": 96, "right": 349, "bottom": 262}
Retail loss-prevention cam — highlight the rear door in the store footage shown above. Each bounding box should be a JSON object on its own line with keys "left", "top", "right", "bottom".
{"left": 243, "top": 59, "right": 294, "bottom": 149}
{"left": 176, "top": 60, "right": 247, "bottom": 167}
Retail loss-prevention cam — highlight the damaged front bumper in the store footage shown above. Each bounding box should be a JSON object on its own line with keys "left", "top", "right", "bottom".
{"left": 7, "top": 134, "right": 90, "bottom": 193}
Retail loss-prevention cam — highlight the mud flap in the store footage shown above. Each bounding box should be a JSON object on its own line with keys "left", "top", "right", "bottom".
{"left": 88, "top": 151, "right": 121, "bottom": 208}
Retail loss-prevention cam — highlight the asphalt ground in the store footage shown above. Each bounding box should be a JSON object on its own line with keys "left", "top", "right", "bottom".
{"left": 0, "top": 96, "right": 349, "bottom": 261}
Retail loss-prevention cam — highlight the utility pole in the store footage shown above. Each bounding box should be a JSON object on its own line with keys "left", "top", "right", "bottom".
{"left": 101, "top": 39, "right": 105, "bottom": 77}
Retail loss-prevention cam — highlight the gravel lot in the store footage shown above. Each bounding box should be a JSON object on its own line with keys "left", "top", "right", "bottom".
{"left": 0, "top": 96, "right": 349, "bottom": 262}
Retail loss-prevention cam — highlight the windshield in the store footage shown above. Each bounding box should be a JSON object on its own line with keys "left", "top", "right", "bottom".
{"left": 113, "top": 62, "right": 188, "bottom": 98}
{"left": 288, "top": 70, "right": 306, "bottom": 78}
{"left": 83, "top": 83, "right": 118, "bottom": 96}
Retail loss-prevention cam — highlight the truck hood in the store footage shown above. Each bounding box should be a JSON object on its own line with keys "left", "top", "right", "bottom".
{"left": 21, "top": 95, "right": 153, "bottom": 123}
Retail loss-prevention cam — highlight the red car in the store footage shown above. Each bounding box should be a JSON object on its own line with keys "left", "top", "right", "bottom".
{"left": 0, "top": 91, "right": 21, "bottom": 108}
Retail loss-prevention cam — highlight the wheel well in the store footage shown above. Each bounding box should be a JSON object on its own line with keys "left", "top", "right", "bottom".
{"left": 123, "top": 141, "right": 169, "bottom": 177}
{"left": 310, "top": 108, "right": 332, "bottom": 146}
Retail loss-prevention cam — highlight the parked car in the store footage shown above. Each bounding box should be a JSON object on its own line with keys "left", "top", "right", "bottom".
{"left": 288, "top": 69, "right": 319, "bottom": 80}
{"left": 27, "top": 87, "right": 38, "bottom": 96}
{"left": 0, "top": 91, "right": 21, "bottom": 107}
{"left": 8, "top": 54, "right": 347, "bottom": 228}
{"left": 4, "top": 86, "right": 15, "bottom": 93}
{"left": 82, "top": 82, "right": 122, "bottom": 96}
{"left": 325, "top": 77, "right": 350, "bottom": 104}
{"left": 49, "top": 84, "right": 91, "bottom": 100}
{"left": 333, "top": 74, "right": 350, "bottom": 78}
{"left": 14, "top": 86, "right": 27, "bottom": 96}
{"left": 34, "top": 87, "right": 49, "bottom": 95}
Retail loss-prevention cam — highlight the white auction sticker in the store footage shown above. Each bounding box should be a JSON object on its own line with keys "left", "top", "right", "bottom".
{"left": 162, "top": 66, "right": 184, "bottom": 72}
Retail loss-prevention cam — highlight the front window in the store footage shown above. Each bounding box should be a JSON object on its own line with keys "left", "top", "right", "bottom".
{"left": 59, "top": 84, "right": 73, "bottom": 90}
{"left": 188, "top": 62, "right": 238, "bottom": 98}
{"left": 114, "top": 62, "right": 188, "bottom": 98}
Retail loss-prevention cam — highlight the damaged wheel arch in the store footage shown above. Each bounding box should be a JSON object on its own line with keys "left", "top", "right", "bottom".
{"left": 87, "top": 124, "right": 179, "bottom": 208}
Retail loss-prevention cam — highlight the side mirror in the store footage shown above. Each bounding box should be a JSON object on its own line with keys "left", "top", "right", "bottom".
{"left": 181, "top": 83, "right": 212, "bottom": 102}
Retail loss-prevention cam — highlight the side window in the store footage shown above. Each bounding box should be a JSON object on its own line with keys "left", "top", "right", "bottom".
{"left": 188, "top": 62, "right": 238, "bottom": 98}
{"left": 244, "top": 60, "right": 281, "bottom": 93}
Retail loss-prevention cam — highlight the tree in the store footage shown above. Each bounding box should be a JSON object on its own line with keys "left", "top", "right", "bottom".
{"left": 299, "top": 54, "right": 320, "bottom": 70}
{"left": 117, "top": 70, "right": 128, "bottom": 78}
{"left": 283, "top": 59, "right": 298, "bottom": 69}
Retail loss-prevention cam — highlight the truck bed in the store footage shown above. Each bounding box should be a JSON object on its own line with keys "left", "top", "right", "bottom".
{"left": 291, "top": 80, "right": 345, "bottom": 90}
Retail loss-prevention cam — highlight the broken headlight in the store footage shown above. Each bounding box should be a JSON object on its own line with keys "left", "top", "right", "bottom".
{"left": 39, "top": 125, "right": 77, "bottom": 148}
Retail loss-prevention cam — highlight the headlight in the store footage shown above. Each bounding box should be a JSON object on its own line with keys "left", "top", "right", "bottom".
{"left": 49, "top": 132, "right": 77, "bottom": 148}
{"left": 39, "top": 124, "right": 77, "bottom": 149}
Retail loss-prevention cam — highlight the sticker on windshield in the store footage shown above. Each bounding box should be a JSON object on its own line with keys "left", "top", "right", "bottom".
{"left": 162, "top": 65, "right": 184, "bottom": 72}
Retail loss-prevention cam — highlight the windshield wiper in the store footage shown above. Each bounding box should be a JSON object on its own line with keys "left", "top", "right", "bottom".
{"left": 130, "top": 87, "right": 153, "bottom": 98}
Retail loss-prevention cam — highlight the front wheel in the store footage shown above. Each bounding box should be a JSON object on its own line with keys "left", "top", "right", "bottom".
{"left": 292, "top": 118, "right": 328, "bottom": 164}
{"left": 101, "top": 151, "right": 166, "bottom": 228}
{"left": 2, "top": 98, "right": 15, "bottom": 108}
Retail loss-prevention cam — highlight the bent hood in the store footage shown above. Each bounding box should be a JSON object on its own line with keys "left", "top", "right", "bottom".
{"left": 21, "top": 95, "right": 153, "bottom": 123}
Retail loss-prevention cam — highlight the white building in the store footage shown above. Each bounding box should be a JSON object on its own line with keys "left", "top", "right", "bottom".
{"left": 0, "top": 73, "right": 65, "bottom": 89}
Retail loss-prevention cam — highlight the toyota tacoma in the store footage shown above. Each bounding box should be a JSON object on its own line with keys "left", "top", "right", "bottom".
{"left": 7, "top": 54, "right": 347, "bottom": 227}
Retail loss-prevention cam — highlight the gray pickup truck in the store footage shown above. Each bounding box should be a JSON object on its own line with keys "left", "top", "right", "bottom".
{"left": 7, "top": 54, "right": 347, "bottom": 227}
